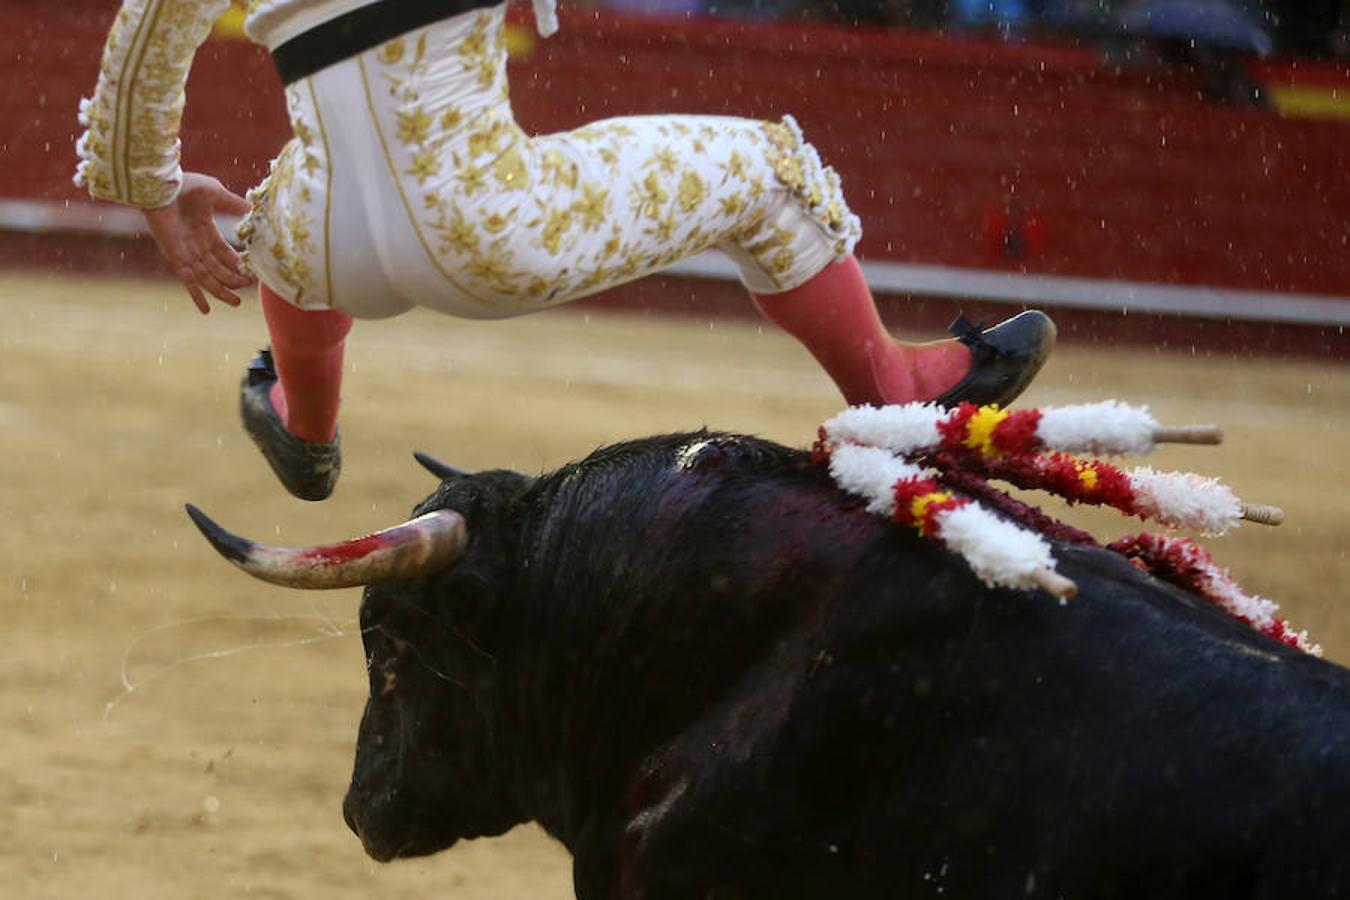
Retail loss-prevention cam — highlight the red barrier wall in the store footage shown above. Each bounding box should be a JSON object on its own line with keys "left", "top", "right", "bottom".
{"left": 3, "top": 2, "right": 1347, "bottom": 300}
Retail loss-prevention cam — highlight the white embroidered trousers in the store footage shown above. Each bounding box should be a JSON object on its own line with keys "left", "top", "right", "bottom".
{"left": 239, "top": 3, "right": 862, "bottom": 318}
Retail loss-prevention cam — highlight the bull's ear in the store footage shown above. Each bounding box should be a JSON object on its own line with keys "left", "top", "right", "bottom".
{"left": 414, "top": 451, "right": 464, "bottom": 481}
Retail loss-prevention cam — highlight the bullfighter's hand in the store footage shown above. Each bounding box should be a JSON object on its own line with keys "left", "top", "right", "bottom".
{"left": 143, "top": 173, "right": 254, "bottom": 315}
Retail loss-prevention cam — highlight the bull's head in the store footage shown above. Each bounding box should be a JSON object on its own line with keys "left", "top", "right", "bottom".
{"left": 187, "top": 455, "right": 535, "bottom": 861}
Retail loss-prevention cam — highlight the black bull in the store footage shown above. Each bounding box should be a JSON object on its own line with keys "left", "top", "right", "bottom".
{"left": 191, "top": 431, "right": 1350, "bottom": 899}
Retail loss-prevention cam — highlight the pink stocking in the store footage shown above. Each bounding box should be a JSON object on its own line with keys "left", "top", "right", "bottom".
{"left": 259, "top": 285, "right": 353, "bottom": 444}
{"left": 751, "top": 256, "right": 970, "bottom": 406}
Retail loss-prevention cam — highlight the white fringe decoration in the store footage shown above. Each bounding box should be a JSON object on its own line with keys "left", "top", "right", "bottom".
{"left": 827, "top": 444, "right": 1060, "bottom": 593}
{"left": 1127, "top": 468, "right": 1244, "bottom": 536}
{"left": 822, "top": 400, "right": 1166, "bottom": 458}
{"left": 822, "top": 404, "right": 945, "bottom": 457}
{"left": 1036, "top": 401, "right": 1160, "bottom": 456}
{"left": 826, "top": 444, "right": 923, "bottom": 518}
{"left": 817, "top": 400, "right": 1314, "bottom": 651}
{"left": 1166, "top": 538, "right": 1321, "bottom": 656}
{"left": 936, "top": 504, "right": 1059, "bottom": 592}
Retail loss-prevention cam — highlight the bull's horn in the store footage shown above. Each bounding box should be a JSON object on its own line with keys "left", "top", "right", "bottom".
{"left": 413, "top": 451, "right": 465, "bottom": 481}
{"left": 184, "top": 503, "right": 468, "bottom": 589}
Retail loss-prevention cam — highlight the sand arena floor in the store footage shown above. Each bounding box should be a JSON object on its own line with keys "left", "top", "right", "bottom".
{"left": 4, "top": 271, "right": 1347, "bottom": 897}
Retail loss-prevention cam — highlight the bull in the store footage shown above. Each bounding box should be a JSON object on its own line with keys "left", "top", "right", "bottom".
{"left": 187, "top": 430, "right": 1350, "bottom": 899}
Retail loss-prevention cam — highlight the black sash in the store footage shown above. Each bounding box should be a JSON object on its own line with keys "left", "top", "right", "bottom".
{"left": 271, "top": 0, "right": 490, "bottom": 85}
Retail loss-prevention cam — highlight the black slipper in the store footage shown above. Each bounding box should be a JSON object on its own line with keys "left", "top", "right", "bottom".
{"left": 239, "top": 349, "right": 341, "bottom": 501}
{"left": 933, "top": 310, "right": 1057, "bottom": 409}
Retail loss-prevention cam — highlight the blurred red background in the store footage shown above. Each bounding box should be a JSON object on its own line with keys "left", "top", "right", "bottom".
{"left": 3, "top": 0, "right": 1347, "bottom": 356}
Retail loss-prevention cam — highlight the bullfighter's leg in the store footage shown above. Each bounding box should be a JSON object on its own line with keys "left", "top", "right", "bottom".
{"left": 748, "top": 255, "right": 973, "bottom": 405}
{"left": 750, "top": 256, "right": 1056, "bottom": 407}
{"left": 237, "top": 283, "right": 352, "bottom": 501}
{"left": 360, "top": 89, "right": 1055, "bottom": 407}
{"left": 259, "top": 283, "right": 351, "bottom": 444}
{"left": 709, "top": 118, "right": 1054, "bottom": 408}
{"left": 258, "top": 8, "right": 1054, "bottom": 411}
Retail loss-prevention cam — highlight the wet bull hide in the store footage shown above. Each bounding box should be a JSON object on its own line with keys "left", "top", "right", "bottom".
{"left": 190, "top": 431, "right": 1350, "bottom": 899}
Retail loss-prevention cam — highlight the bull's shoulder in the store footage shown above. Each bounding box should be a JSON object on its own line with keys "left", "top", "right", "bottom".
{"left": 561, "top": 430, "right": 816, "bottom": 484}
{"left": 1051, "top": 541, "right": 1303, "bottom": 658}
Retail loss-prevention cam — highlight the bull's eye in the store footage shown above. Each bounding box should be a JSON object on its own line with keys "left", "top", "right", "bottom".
{"left": 380, "top": 654, "right": 399, "bottom": 696}
{"left": 365, "top": 633, "right": 411, "bottom": 696}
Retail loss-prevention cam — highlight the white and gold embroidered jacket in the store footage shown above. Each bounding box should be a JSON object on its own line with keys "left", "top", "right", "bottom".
{"left": 73, "top": 0, "right": 558, "bottom": 209}
{"left": 74, "top": 0, "right": 857, "bottom": 315}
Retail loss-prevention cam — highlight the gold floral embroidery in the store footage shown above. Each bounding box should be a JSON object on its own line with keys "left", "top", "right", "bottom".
{"left": 458, "top": 25, "right": 487, "bottom": 60}
{"left": 397, "top": 107, "right": 434, "bottom": 145}
{"left": 467, "top": 253, "right": 510, "bottom": 284}
{"left": 773, "top": 155, "right": 806, "bottom": 193}
{"left": 541, "top": 208, "right": 573, "bottom": 255}
{"left": 322, "top": 10, "right": 857, "bottom": 309}
{"left": 572, "top": 183, "right": 610, "bottom": 231}
{"left": 467, "top": 118, "right": 509, "bottom": 158}
{"left": 76, "top": 0, "right": 231, "bottom": 207}
{"left": 482, "top": 211, "right": 513, "bottom": 234}
{"left": 720, "top": 150, "right": 749, "bottom": 183}
{"left": 440, "top": 214, "right": 479, "bottom": 255}
{"left": 364, "top": 8, "right": 528, "bottom": 304}
{"left": 377, "top": 38, "right": 405, "bottom": 66}
{"left": 237, "top": 81, "right": 330, "bottom": 304}
{"left": 677, "top": 171, "right": 707, "bottom": 213}
{"left": 646, "top": 147, "right": 679, "bottom": 175}
{"left": 635, "top": 172, "right": 669, "bottom": 220}
{"left": 647, "top": 215, "right": 678, "bottom": 243}
{"left": 457, "top": 163, "right": 489, "bottom": 195}
{"left": 541, "top": 150, "right": 578, "bottom": 189}
{"left": 407, "top": 148, "right": 441, "bottom": 184}
{"left": 494, "top": 148, "right": 527, "bottom": 189}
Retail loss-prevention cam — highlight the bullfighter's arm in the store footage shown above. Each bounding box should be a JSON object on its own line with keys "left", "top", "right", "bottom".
{"left": 76, "top": 1, "right": 253, "bottom": 312}
{"left": 74, "top": 0, "right": 232, "bottom": 210}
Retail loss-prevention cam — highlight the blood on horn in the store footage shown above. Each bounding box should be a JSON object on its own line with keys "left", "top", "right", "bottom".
{"left": 184, "top": 503, "right": 468, "bottom": 589}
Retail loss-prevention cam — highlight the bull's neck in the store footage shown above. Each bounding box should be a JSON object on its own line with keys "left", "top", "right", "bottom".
{"left": 492, "top": 441, "right": 872, "bottom": 847}
{"left": 494, "top": 477, "right": 670, "bottom": 845}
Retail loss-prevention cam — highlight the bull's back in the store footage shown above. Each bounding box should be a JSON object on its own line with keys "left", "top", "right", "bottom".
{"left": 539, "top": 434, "right": 1350, "bottom": 897}
{"left": 720, "top": 540, "right": 1350, "bottom": 897}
